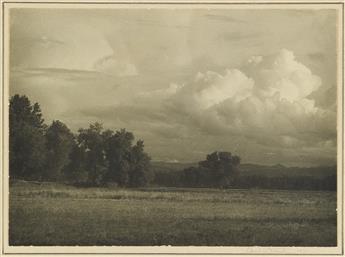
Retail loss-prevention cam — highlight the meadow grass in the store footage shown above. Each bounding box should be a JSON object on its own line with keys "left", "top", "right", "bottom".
{"left": 9, "top": 181, "right": 337, "bottom": 246}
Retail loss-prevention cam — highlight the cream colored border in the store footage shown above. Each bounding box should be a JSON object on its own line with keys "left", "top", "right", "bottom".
{"left": 0, "top": 1, "right": 343, "bottom": 256}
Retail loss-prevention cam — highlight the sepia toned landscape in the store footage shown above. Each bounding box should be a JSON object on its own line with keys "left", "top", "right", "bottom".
{"left": 7, "top": 5, "right": 339, "bottom": 247}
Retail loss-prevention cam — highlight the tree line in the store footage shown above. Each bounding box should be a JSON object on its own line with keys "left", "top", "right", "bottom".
{"left": 10, "top": 94, "right": 335, "bottom": 191}
{"left": 9, "top": 94, "right": 151, "bottom": 187}
{"left": 10, "top": 94, "right": 241, "bottom": 188}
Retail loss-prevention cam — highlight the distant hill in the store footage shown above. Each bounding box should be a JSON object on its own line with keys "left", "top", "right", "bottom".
{"left": 152, "top": 161, "right": 336, "bottom": 178}
{"left": 239, "top": 163, "right": 337, "bottom": 179}
{"left": 151, "top": 161, "right": 197, "bottom": 173}
{"left": 151, "top": 161, "right": 337, "bottom": 190}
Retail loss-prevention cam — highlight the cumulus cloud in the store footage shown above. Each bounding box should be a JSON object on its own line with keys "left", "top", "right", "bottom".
{"left": 245, "top": 49, "right": 321, "bottom": 102}
{"left": 192, "top": 69, "right": 254, "bottom": 108}
{"left": 166, "top": 49, "right": 335, "bottom": 150}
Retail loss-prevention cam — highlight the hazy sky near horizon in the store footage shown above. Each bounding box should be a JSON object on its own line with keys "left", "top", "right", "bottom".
{"left": 9, "top": 6, "right": 338, "bottom": 166}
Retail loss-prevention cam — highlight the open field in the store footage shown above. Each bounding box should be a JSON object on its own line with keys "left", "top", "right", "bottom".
{"left": 9, "top": 181, "right": 337, "bottom": 246}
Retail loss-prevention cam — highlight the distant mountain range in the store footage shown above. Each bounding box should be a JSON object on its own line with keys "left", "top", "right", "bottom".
{"left": 151, "top": 161, "right": 337, "bottom": 179}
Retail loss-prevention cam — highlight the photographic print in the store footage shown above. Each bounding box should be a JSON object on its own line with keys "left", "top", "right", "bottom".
{"left": 1, "top": 1, "right": 343, "bottom": 254}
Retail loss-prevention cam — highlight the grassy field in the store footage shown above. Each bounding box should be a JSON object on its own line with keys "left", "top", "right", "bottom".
{"left": 9, "top": 181, "right": 337, "bottom": 246}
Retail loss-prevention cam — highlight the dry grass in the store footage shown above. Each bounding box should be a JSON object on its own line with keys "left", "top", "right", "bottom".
{"left": 9, "top": 181, "right": 337, "bottom": 246}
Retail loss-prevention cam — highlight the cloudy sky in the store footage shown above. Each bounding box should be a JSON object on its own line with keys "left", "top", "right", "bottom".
{"left": 9, "top": 6, "right": 338, "bottom": 166}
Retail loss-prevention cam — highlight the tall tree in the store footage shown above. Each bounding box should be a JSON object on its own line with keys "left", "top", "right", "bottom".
{"left": 45, "top": 120, "right": 74, "bottom": 181}
{"left": 64, "top": 143, "right": 88, "bottom": 184}
{"left": 184, "top": 151, "right": 241, "bottom": 188}
{"left": 104, "top": 129, "right": 134, "bottom": 186}
{"left": 128, "top": 140, "right": 152, "bottom": 187}
{"left": 77, "top": 122, "right": 107, "bottom": 185}
{"left": 9, "top": 95, "right": 47, "bottom": 180}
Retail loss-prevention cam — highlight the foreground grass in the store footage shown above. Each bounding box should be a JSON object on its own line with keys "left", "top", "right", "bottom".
{"left": 9, "top": 181, "right": 336, "bottom": 246}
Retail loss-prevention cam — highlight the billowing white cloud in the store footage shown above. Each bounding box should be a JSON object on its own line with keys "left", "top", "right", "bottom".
{"left": 166, "top": 49, "right": 335, "bottom": 150}
{"left": 245, "top": 49, "right": 321, "bottom": 102}
{"left": 192, "top": 69, "right": 254, "bottom": 108}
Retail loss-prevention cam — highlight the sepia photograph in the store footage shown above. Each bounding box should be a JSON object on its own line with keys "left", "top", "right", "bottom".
{"left": 1, "top": 1, "right": 344, "bottom": 255}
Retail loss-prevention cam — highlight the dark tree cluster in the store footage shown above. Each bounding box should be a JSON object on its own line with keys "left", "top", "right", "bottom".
{"left": 9, "top": 95, "right": 151, "bottom": 187}
{"left": 181, "top": 151, "right": 241, "bottom": 188}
